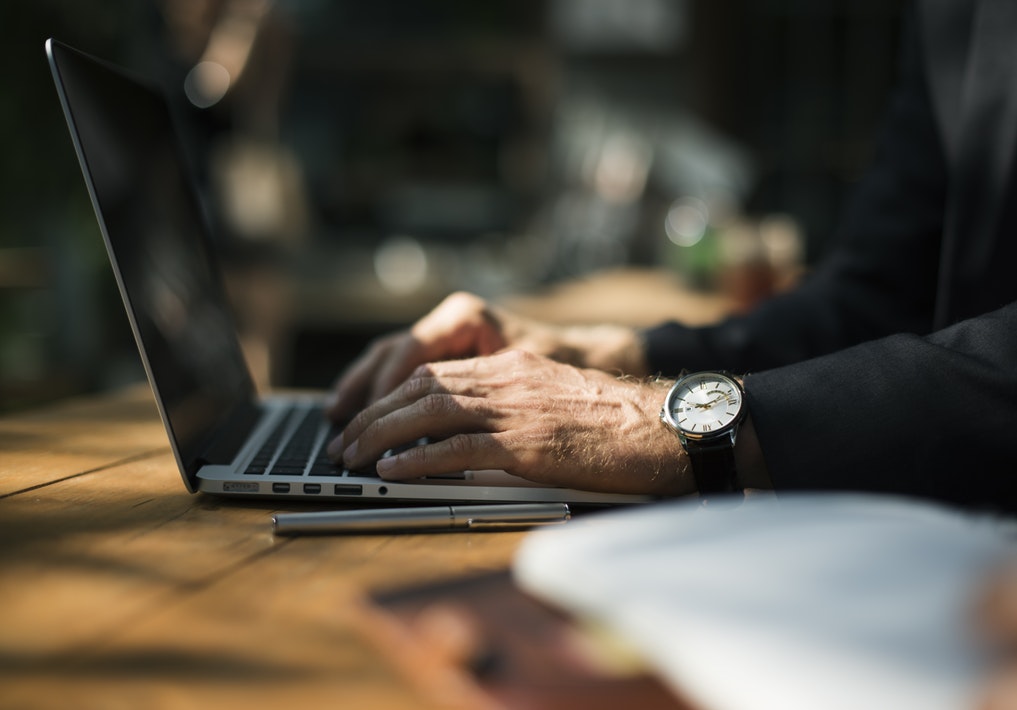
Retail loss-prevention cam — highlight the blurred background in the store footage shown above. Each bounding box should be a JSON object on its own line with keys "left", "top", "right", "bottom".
{"left": 0, "top": 0, "right": 905, "bottom": 412}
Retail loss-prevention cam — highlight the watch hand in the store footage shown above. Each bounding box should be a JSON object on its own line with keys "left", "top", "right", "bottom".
{"left": 693, "top": 396, "right": 724, "bottom": 409}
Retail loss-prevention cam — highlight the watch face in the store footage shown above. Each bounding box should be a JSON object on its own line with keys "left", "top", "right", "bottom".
{"left": 664, "top": 372, "right": 743, "bottom": 438}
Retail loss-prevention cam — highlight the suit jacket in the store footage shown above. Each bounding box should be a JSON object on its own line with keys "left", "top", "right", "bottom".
{"left": 642, "top": 0, "right": 1017, "bottom": 510}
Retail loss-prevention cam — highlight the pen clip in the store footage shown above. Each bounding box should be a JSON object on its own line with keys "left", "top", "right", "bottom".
{"left": 460, "top": 503, "right": 571, "bottom": 529}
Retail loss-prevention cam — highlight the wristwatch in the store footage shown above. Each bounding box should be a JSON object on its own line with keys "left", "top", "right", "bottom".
{"left": 659, "top": 371, "right": 745, "bottom": 499}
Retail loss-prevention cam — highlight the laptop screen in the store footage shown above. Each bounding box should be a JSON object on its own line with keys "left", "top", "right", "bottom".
{"left": 47, "top": 40, "right": 259, "bottom": 488}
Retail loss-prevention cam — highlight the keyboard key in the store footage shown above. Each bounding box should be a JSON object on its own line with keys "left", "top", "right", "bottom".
{"left": 309, "top": 463, "right": 340, "bottom": 476}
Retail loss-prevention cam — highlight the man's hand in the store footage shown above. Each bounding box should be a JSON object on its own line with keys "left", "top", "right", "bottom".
{"left": 325, "top": 291, "right": 648, "bottom": 423}
{"left": 328, "top": 350, "right": 690, "bottom": 496}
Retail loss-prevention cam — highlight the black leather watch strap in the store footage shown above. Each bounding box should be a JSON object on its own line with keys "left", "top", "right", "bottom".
{"left": 686, "top": 439, "right": 738, "bottom": 496}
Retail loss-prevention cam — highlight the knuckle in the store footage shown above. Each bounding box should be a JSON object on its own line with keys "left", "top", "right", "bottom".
{"left": 408, "top": 363, "right": 435, "bottom": 381}
{"left": 401, "top": 374, "right": 451, "bottom": 407}
{"left": 442, "top": 291, "right": 493, "bottom": 325}
{"left": 398, "top": 438, "right": 455, "bottom": 470}
{"left": 411, "top": 435, "right": 483, "bottom": 471}
{"left": 354, "top": 408, "right": 388, "bottom": 440}
{"left": 500, "top": 348, "right": 536, "bottom": 365}
{"left": 401, "top": 372, "right": 434, "bottom": 399}
{"left": 445, "top": 434, "right": 479, "bottom": 458}
{"left": 445, "top": 291, "right": 483, "bottom": 312}
{"left": 418, "top": 393, "right": 456, "bottom": 417}
{"left": 344, "top": 409, "right": 370, "bottom": 438}
{"left": 358, "top": 418, "right": 382, "bottom": 445}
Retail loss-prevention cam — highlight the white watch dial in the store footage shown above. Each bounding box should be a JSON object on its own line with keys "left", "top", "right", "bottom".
{"left": 668, "top": 372, "right": 743, "bottom": 436}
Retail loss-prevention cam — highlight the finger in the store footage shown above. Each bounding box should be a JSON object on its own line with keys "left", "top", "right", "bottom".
{"left": 405, "top": 292, "right": 508, "bottom": 365}
{"left": 331, "top": 293, "right": 508, "bottom": 417}
{"left": 368, "top": 336, "right": 431, "bottom": 405}
{"left": 343, "top": 391, "right": 502, "bottom": 470}
{"left": 344, "top": 367, "right": 507, "bottom": 447}
{"left": 325, "top": 334, "right": 402, "bottom": 421}
{"left": 337, "top": 371, "right": 442, "bottom": 453}
{"left": 375, "top": 433, "right": 512, "bottom": 480}
{"left": 418, "top": 349, "right": 544, "bottom": 381}
{"left": 363, "top": 295, "right": 499, "bottom": 404}
{"left": 337, "top": 350, "right": 562, "bottom": 455}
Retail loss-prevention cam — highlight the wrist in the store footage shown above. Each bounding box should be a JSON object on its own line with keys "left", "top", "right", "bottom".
{"left": 635, "top": 380, "right": 696, "bottom": 496}
{"left": 658, "top": 372, "right": 772, "bottom": 499}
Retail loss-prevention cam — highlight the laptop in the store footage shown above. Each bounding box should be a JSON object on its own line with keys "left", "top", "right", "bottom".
{"left": 46, "top": 38, "right": 645, "bottom": 506}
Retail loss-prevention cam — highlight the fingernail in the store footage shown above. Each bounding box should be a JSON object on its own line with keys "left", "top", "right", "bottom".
{"left": 376, "top": 456, "right": 397, "bottom": 478}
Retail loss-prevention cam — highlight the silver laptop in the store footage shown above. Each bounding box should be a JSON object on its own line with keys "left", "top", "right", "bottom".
{"left": 46, "top": 38, "right": 645, "bottom": 505}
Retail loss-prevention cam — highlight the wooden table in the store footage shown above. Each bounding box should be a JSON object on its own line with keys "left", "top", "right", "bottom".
{"left": 0, "top": 385, "right": 527, "bottom": 709}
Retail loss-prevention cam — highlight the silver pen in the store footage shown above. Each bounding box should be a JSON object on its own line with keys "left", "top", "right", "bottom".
{"left": 272, "top": 502, "right": 571, "bottom": 535}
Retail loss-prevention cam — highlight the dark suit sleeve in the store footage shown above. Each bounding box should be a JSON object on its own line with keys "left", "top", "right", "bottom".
{"left": 643, "top": 12, "right": 947, "bottom": 376}
{"left": 746, "top": 301, "right": 1017, "bottom": 511}
{"left": 640, "top": 10, "right": 1017, "bottom": 510}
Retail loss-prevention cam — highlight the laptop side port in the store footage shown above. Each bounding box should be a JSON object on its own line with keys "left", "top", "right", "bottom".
{"left": 334, "top": 484, "right": 363, "bottom": 495}
{"left": 271, "top": 482, "right": 290, "bottom": 494}
{"left": 223, "top": 481, "right": 259, "bottom": 494}
{"left": 303, "top": 483, "right": 321, "bottom": 495}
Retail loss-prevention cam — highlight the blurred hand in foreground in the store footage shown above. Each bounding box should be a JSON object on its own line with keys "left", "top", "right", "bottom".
{"left": 979, "top": 564, "right": 1017, "bottom": 710}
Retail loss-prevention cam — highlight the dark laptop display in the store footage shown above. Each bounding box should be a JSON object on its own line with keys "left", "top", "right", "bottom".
{"left": 48, "top": 39, "right": 259, "bottom": 488}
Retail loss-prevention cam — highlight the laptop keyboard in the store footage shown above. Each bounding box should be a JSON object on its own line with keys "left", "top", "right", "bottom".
{"left": 244, "top": 405, "right": 377, "bottom": 479}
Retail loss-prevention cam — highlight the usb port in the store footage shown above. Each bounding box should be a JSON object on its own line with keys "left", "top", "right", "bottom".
{"left": 334, "top": 484, "right": 363, "bottom": 495}
{"left": 271, "top": 482, "right": 290, "bottom": 494}
{"left": 303, "top": 483, "right": 321, "bottom": 495}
